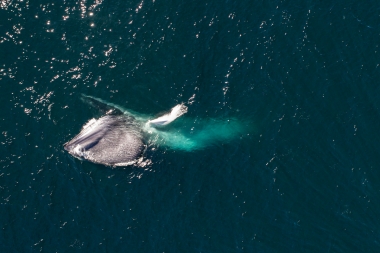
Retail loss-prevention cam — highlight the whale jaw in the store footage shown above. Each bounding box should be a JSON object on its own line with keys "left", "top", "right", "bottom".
{"left": 64, "top": 115, "right": 144, "bottom": 166}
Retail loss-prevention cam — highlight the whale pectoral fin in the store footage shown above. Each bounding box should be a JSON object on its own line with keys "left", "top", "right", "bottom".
{"left": 148, "top": 103, "right": 188, "bottom": 127}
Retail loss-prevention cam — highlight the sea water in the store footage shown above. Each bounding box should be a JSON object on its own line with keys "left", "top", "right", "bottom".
{"left": 1, "top": 0, "right": 380, "bottom": 252}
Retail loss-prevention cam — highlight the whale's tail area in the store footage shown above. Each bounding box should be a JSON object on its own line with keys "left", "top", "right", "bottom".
{"left": 147, "top": 104, "right": 188, "bottom": 126}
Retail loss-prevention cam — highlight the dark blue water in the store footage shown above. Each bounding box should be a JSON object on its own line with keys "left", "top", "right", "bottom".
{"left": 1, "top": 0, "right": 380, "bottom": 252}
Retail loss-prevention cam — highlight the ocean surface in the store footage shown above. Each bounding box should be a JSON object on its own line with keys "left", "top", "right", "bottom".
{"left": 1, "top": 0, "right": 380, "bottom": 252}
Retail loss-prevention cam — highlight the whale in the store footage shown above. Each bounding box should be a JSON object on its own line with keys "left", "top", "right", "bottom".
{"left": 64, "top": 95, "right": 248, "bottom": 166}
{"left": 64, "top": 95, "right": 188, "bottom": 166}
